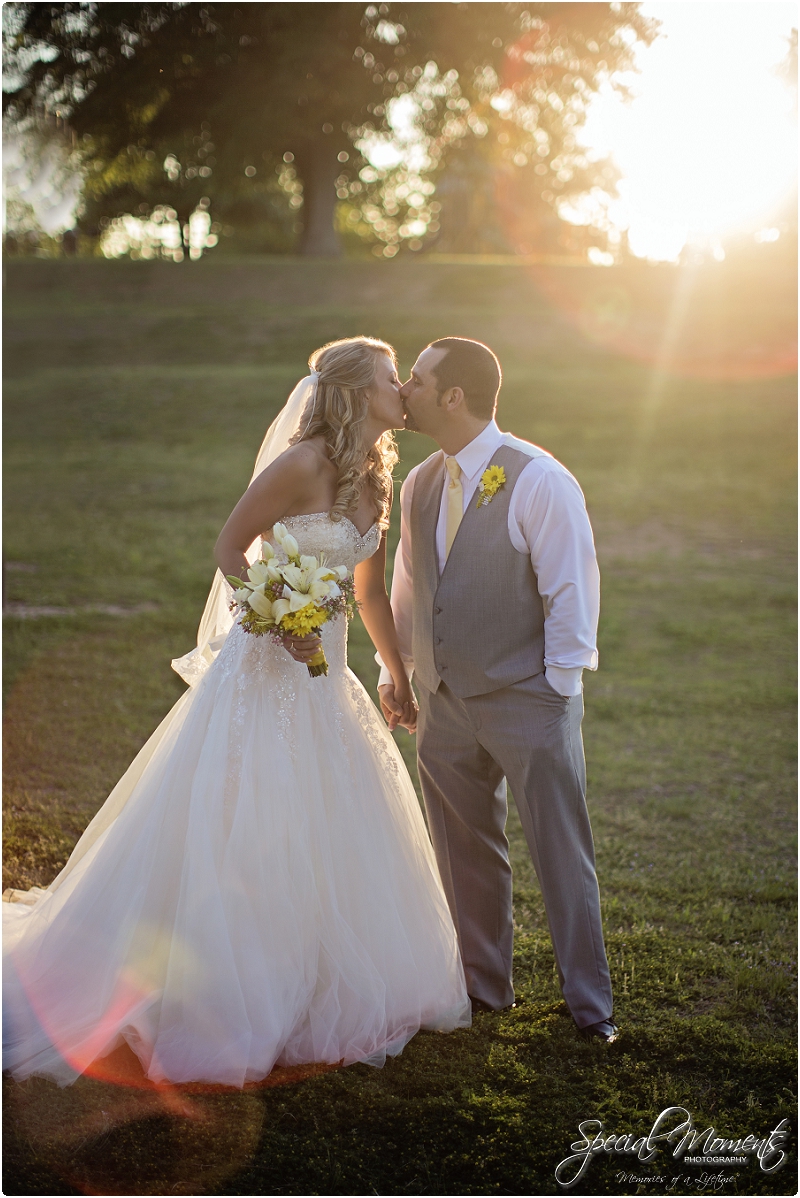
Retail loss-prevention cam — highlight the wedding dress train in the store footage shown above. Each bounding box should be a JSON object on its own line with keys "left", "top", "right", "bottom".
{"left": 3, "top": 514, "right": 470, "bottom": 1087}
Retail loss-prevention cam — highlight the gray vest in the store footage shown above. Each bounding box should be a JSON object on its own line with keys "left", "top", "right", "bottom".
{"left": 410, "top": 442, "right": 546, "bottom": 698}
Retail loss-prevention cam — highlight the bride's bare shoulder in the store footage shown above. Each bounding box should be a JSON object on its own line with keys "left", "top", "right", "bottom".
{"left": 292, "top": 436, "right": 332, "bottom": 464}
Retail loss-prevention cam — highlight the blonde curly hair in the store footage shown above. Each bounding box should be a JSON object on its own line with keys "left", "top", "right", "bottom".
{"left": 292, "top": 336, "right": 399, "bottom": 529}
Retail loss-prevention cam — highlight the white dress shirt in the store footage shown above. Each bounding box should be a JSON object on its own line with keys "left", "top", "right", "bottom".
{"left": 378, "top": 420, "right": 600, "bottom": 697}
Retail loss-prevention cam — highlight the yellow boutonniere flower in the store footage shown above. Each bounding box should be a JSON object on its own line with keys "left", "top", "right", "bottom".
{"left": 476, "top": 465, "right": 506, "bottom": 507}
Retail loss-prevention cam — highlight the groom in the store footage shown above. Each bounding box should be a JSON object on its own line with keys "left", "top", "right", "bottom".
{"left": 378, "top": 337, "right": 616, "bottom": 1040}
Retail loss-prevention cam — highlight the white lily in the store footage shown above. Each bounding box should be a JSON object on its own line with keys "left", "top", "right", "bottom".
{"left": 282, "top": 533, "right": 300, "bottom": 561}
{"left": 260, "top": 540, "right": 275, "bottom": 561}
{"left": 247, "top": 561, "right": 272, "bottom": 588}
{"left": 309, "top": 579, "right": 332, "bottom": 603}
{"left": 272, "top": 597, "right": 291, "bottom": 622}
{"left": 272, "top": 522, "right": 287, "bottom": 545}
{"left": 266, "top": 563, "right": 283, "bottom": 582}
{"left": 248, "top": 587, "right": 275, "bottom": 620}
{"left": 281, "top": 564, "right": 304, "bottom": 590}
{"left": 334, "top": 565, "right": 349, "bottom": 581}
{"left": 299, "top": 554, "right": 318, "bottom": 572}
{"left": 289, "top": 589, "right": 314, "bottom": 612}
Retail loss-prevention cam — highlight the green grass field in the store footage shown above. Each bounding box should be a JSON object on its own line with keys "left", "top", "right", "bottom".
{"left": 3, "top": 256, "right": 796, "bottom": 1196}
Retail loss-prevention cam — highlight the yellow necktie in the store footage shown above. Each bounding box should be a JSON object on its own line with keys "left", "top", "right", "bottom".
{"left": 444, "top": 456, "right": 463, "bottom": 558}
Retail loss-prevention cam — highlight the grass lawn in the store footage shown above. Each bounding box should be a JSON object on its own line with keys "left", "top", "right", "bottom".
{"left": 3, "top": 255, "right": 796, "bottom": 1196}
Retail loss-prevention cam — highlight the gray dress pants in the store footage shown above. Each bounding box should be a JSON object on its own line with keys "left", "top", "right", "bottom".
{"left": 416, "top": 670, "right": 613, "bottom": 1028}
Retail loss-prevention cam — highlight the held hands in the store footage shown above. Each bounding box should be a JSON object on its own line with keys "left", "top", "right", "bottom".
{"left": 378, "top": 678, "right": 418, "bottom": 734}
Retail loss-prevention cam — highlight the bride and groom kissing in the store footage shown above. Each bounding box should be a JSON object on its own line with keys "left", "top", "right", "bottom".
{"left": 3, "top": 334, "right": 615, "bottom": 1091}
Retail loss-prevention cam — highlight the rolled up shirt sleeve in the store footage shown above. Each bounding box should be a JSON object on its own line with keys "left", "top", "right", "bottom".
{"left": 376, "top": 469, "right": 417, "bottom": 688}
{"left": 510, "top": 456, "right": 600, "bottom": 675}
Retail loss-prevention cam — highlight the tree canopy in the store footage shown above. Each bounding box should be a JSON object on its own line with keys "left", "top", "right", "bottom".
{"left": 4, "top": 2, "right": 657, "bottom": 256}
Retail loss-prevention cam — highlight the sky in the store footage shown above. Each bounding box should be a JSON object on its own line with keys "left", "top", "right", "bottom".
{"left": 578, "top": 1, "right": 798, "bottom": 260}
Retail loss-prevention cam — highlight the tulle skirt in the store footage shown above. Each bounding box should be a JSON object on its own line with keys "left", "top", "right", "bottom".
{"left": 3, "top": 620, "right": 470, "bottom": 1087}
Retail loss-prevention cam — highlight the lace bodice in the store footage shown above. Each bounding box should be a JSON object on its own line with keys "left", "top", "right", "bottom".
{"left": 211, "top": 512, "right": 380, "bottom": 694}
{"left": 266, "top": 512, "right": 381, "bottom": 572}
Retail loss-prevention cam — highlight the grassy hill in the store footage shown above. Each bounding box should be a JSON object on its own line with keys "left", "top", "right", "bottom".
{"left": 3, "top": 255, "right": 796, "bottom": 1196}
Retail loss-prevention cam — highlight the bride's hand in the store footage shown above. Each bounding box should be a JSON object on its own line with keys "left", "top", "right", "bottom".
{"left": 282, "top": 633, "right": 322, "bottom": 664}
{"left": 379, "top": 678, "right": 418, "bottom": 734}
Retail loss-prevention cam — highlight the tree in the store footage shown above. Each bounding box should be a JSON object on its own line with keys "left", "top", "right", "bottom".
{"left": 4, "top": 3, "right": 657, "bottom": 257}
{"left": 370, "top": 3, "right": 655, "bottom": 255}
{"left": 4, "top": 3, "right": 389, "bottom": 254}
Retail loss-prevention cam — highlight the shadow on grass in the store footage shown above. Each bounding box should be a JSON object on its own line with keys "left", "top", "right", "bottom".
{"left": 4, "top": 990, "right": 795, "bottom": 1196}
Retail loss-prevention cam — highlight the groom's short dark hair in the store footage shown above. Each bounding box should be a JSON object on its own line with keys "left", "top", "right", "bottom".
{"left": 427, "top": 337, "right": 502, "bottom": 419}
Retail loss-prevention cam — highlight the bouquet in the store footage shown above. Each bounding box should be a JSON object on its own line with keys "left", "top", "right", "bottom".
{"left": 227, "top": 522, "right": 357, "bottom": 677}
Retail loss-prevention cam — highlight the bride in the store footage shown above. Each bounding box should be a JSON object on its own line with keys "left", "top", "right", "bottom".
{"left": 3, "top": 336, "right": 470, "bottom": 1088}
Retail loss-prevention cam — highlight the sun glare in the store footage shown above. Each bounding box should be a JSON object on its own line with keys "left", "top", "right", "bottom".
{"left": 580, "top": 2, "right": 797, "bottom": 261}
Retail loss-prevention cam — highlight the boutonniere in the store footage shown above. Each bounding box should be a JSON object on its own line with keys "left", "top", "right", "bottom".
{"left": 476, "top": 465, "right": 506, "bottom": 507}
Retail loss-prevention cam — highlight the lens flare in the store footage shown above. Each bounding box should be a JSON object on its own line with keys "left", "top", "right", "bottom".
{"left": 525, "top": 258, "right": 797, "bottom": 380}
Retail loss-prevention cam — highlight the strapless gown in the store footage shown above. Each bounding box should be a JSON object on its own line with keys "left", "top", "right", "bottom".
{"left": 3, "top": 513, "right": 470, "bottom": 1087}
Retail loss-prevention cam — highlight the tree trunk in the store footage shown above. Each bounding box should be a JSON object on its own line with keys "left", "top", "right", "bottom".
{"left": 295, "top": 140, "right": 341, "bottom": 258}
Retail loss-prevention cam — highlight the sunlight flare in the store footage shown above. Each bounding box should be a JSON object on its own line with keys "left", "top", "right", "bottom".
{"left": 580, "top": 3, "right": 797, "bottom": 260}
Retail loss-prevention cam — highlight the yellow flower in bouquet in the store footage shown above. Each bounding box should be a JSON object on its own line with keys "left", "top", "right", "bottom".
{"left": 227, "top": 522, "right": 355, "bottom": 677}
{"left": 281, "top": 605, "right": 329, "bottom": 639}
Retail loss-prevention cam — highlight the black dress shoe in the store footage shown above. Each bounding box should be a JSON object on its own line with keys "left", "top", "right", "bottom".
{"left": 580, "top": 1019, "right": 619, "bottom": 1042}
{"left": 470, "top": 996, "right": 517, "bottom": 1015}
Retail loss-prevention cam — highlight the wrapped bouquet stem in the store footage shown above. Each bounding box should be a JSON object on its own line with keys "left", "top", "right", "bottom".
{"left": 227, "top": 522, "right": 357, "bottom": 677}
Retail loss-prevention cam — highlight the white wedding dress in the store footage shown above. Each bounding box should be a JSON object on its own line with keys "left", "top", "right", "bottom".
{"left": 3, "top": 513, "right": 470, "bottom": 1088}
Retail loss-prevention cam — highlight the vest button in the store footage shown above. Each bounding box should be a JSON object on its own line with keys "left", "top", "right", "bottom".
{"left": 435, "top": 606, "right": 443, "bottom": 614}
{"left": 435, "top": 636, "right": 442, "bottom": 644}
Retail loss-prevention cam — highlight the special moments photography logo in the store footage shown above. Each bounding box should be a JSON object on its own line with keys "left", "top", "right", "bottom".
{"left": 554, "top": 1105, "right": 790, "bottom": 1188}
